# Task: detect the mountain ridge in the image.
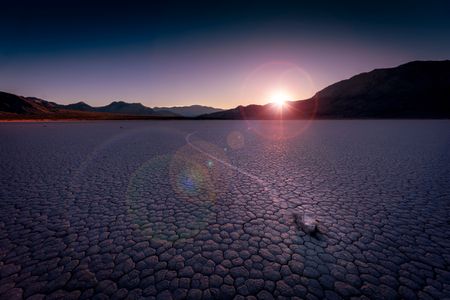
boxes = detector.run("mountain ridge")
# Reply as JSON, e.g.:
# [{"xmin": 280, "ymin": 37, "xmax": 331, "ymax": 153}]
[
  {"xmin": 0, "ymin": 93, "xmax": 225, "ymax": 118},
  {"xmin": 60, "ymin": 100, "xmax": 178, "ymax": 116},
  {"xmin": 200, "ymin": 60, "xmax": 450, "ymax": 119},
  {"xmin": 154, "ymin": 105, "xmax": 223, "ymax": 117},
  {"xmin": 2, "ymin": 60, "xmax": 450, "ymax": 120},
  {"xmin": 0, "ymin": 92, "xmax": 183, "ymax": 119}
]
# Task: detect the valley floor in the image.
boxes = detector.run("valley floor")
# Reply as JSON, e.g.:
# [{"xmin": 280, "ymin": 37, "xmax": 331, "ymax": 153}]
[{"xmin": 1, "ymin": 120, "xmax": 449, "ymax": 299}]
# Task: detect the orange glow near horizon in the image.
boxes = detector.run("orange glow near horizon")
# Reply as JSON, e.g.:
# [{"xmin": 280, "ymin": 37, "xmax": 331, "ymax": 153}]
[
  {"xmin": 238, "ymin": 61, "xmax": 316, "ymax": 109},
  {"xmin": 269, "ymin": 90, "xmax": 292, "ymax": 108}
]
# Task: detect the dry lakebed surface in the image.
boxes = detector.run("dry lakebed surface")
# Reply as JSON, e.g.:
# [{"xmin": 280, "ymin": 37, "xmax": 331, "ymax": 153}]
[{"xmin": 1, "ymin": 120, "xmax": 450, "ymax": 299}]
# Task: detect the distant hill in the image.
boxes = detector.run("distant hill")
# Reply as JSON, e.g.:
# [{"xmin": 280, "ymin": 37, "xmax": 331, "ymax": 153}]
[
  {"xmin": 153, "ymin": 105, "xmax": 223, "ymax": 117},
  {"xmin": 63, "ymin": 101, "xmax": 178, "ymax": 117},
  {"xmin": 0, "ymin": 93, "xmax": 222, "ymax": 119},
  {"xmin": 97, "ymin": 101, "xmax": 157, "ymax": 115},
  {"xmin": 0, "ymin": 92, "xmax": 59, "ymax": 115},
  {"xmin": 0, "ymin": 92, "xmax": 127, "ymax": 120},
  {"xmin": 201, "ymin": 60, "xmax": 450, "ymax": 119},
  {"xmin": 64, "ymin": 101, "xmax": 94, "ymax": 112},
  {"xmin": 0, "ymin": 92, "xmax": 180, "ymax": 119}
]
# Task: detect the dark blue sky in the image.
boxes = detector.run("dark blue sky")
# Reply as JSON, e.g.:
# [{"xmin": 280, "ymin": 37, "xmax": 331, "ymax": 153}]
[{"xmin": 1, "ymin": 0, "xmax": 450, "ymax": 108}]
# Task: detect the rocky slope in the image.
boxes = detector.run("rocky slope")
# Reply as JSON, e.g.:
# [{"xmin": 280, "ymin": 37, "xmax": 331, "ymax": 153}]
[{"xmin": 201, "ymin": 60, "xmax": 450, "ymax": 119}]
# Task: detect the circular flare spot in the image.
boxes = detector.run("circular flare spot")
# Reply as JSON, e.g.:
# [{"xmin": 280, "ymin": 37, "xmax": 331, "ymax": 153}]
[
  {"xmin": 227, "ymin": 131, "xmax": 245, "ymax": 150},
  {"xmin": 126, "ymin": 136, "xmax": 234, "ymax": 243},
  {"xmin": 127, "ymin": 154, "xmax": 218, "ymax": 242}
]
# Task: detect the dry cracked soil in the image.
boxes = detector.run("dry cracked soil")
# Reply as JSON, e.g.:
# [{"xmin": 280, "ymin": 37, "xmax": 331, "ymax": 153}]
[{"xmin": 1, "ymin": 120, "xmax": 450, "ymax": 299}]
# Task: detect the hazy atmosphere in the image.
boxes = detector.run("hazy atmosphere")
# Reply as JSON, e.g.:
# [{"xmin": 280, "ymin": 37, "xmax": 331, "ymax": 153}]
[{"xmin": 2, "ymin": 0, "xmax": 450, "ymax": 108}]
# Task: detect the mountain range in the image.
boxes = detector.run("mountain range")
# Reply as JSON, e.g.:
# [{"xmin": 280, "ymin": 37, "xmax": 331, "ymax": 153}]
[
  {"xmin": 1, "ymin": 60, "xmax": 450, "ymax": 120},
  {"xmin": 0, "ymin": 93, "xmax": 222, "ymax": 119},
  {"xmin": 154, "ymin": 105, "xmax": 223, "ymax": 117},
  {"xmin": 202, "ymin": 60, "xmax": 450, "ymax": 119},
  {"xmin": 63, "ymin": 101, "xmax": 177, "ymax": 117}
]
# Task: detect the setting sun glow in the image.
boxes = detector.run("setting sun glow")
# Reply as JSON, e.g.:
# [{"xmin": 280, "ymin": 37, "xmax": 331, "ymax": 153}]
[{"xmin": 270, "ymin": 90, "xmax": 291, "ymax": 108}]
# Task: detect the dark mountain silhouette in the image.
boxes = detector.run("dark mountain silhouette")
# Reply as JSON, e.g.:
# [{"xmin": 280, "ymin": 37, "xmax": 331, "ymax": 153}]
[
  {"xmin": 0, "ymin": 92, "xmax": 59, "ymax": 115},
  {"xmin": 153, "ymin": 105, "xmax": 223, "ymax": 117},
  {"xmin": 63, "ymin": 101, "xmax": 178, "ymax": 116},
  {"xmin": 97, "ymin": 101, "xmax": 155, "ymax": 115},
  {"xmin": 0, "ymin": 92, "xmax": 180, "ymax": 119},
  {"xmin": 64, "ymin": 101, "xmax": 94, "ymax": 112},
  {"xmin": 2, "ymin": 60, "xmax": 450, "ymax": 120},
  {"xmin": 201, "ymin": 60, "xmax": 450, "ymax": 119}
]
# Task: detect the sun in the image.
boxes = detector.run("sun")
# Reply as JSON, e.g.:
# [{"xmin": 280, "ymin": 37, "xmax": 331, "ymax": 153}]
[
  {"xmin": 274, "ymin": 97, "xmax": 285, "ymax": 108},
  {"xmin": 270, "ymin": 90, "xmax": 291, "ymax": 108}
]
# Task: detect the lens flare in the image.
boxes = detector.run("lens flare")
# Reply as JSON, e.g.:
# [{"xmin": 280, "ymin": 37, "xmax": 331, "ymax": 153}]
[
  {"xmin": 126, "ymin": 137, "xmax": 233, "ymax": 242},
  {"xmin": 269, "ymin": 90, "xmax": 291, "ymax": 109},
  {"xmin": 126, "ymin": 154, "xmax": 216, "ymax": 242},
  {"xmin": 170, "ymin": 151, "xmax": 215, "ymax": 200},
  {"xmin": 226, "ymin": 130, "xmax": 245, "ymax": 149},
  {"xmin": 239, "ymin": 61, "xmax": 318, "ymax": 140}
]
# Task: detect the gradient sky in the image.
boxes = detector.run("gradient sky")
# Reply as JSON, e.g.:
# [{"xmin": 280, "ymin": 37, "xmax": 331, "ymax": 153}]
[{"xmin": 1, "ymin": 0, "xmax": 450, "ymax": 108}]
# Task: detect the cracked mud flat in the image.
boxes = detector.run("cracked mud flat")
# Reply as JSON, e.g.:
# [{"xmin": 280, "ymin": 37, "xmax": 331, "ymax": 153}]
[{"xmin": 1, "ymin": 120, "xmax": 450, "ymax": 299}]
